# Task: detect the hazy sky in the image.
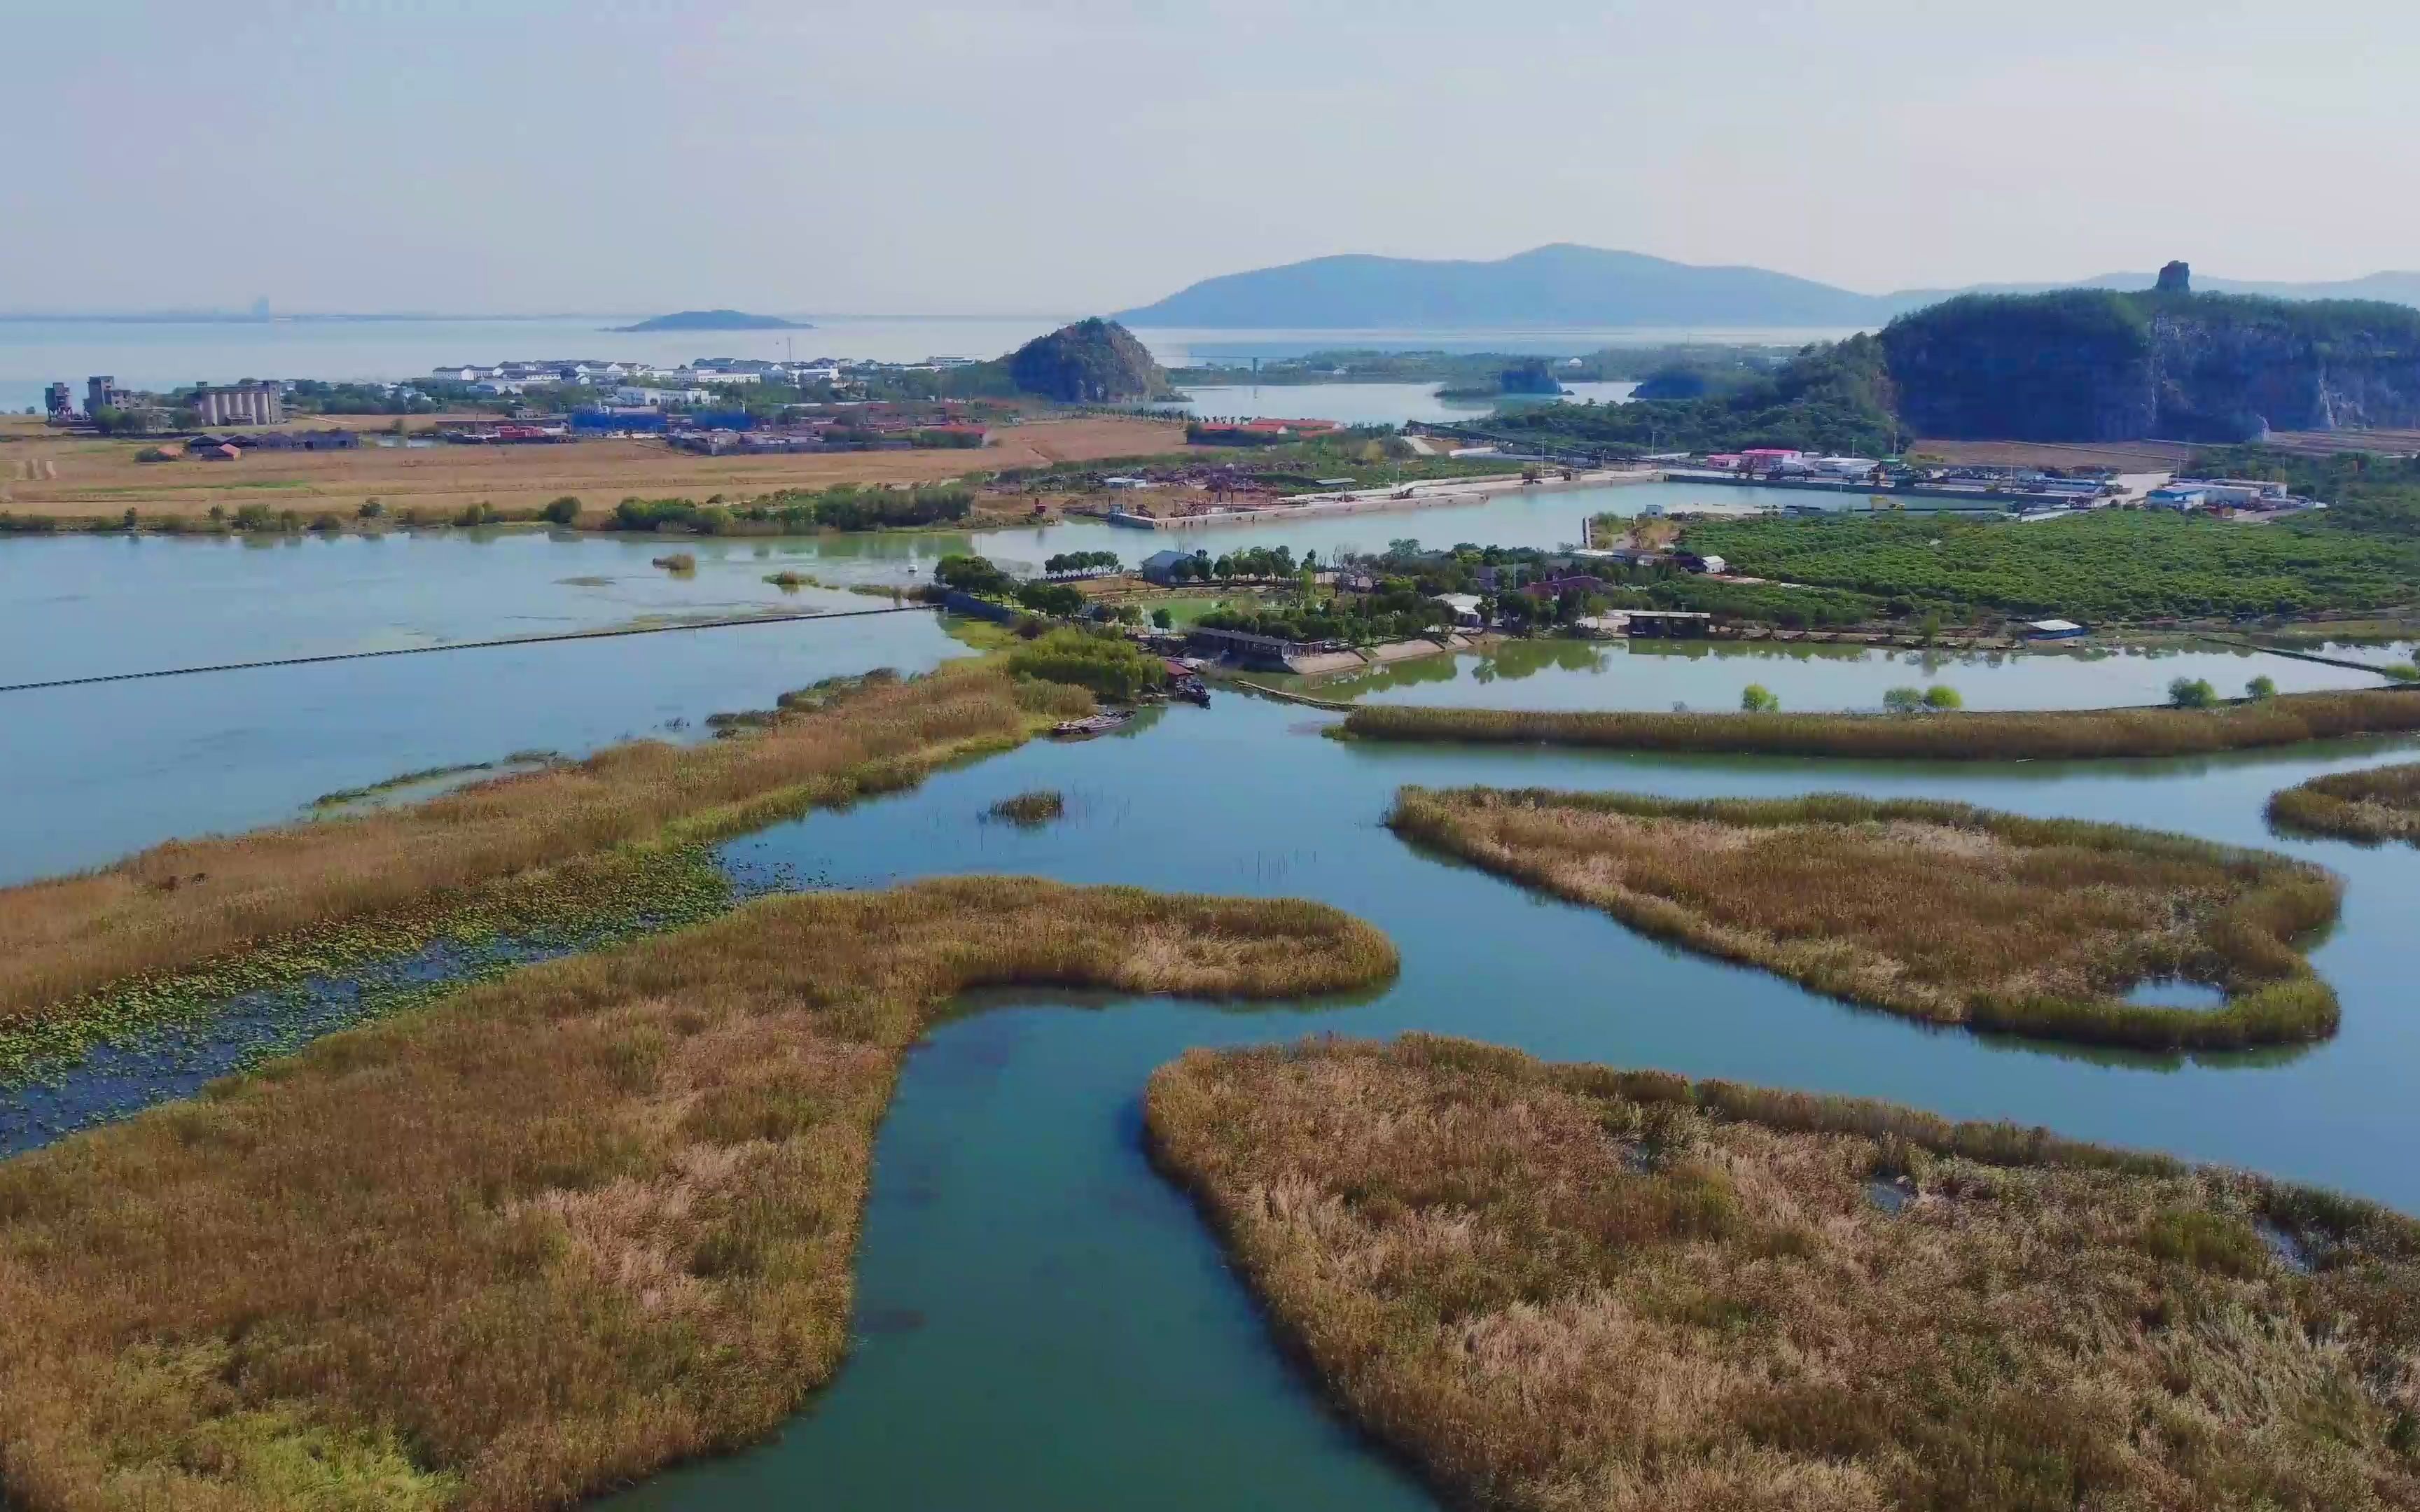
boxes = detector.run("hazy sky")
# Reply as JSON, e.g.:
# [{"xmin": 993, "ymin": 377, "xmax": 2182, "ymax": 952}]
[{"xmin": 8, "ymin": 0, "xmax": 2413, "ymax": 314}]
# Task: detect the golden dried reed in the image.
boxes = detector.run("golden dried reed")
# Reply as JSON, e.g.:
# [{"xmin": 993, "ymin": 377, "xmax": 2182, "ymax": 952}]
[
  {"xmin": 0, "ymin": 879, "xmax": 1398, "ymax": 1512},
  {"xmin": 1389, "ymin": 786, "xmax": 2342, "ymax": 1049},
  {"xmin": 1148, "ymin": 1034, "xmax": 2420, "ymax": 1512},
  {"xmin": 0, "ymin": 663, "xmax": 1071, "ymax": 1029},
  {"xmin": 2268, "ymin": 761, "xmax": 2420, "ymax": 844}
]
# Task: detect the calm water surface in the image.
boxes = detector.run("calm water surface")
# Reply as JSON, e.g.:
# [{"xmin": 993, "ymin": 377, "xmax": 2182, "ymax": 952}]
[
  {"xmin": 0, "ymin": 316, "xmax": 1843, "ymax": 410},
  {"xmin": 604, "ymin": 695, "xmax": 2420, "ymax": 1510},
  {"xmin": 0, "ymin": 599, "xmax": 961, "ymax": 881},
  {"xmin": 8, "ymin": 484, "xmax": 2420, "ymax": 1508},
  {"xmin": 1334, "ymin": 636, "xmax": 2386, "ymax": 713},
  {"xmin": 1169, "ymin": 379, "xmax": 1636, "ymax": 426},
  {"xmin": 0, "ymin": 480, "xmax": 1725, "ymax": 680}
]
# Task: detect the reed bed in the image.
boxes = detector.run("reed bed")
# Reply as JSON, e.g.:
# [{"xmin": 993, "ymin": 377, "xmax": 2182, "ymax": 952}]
[
  {"xmin": 1148, "ymin": 1033, "xmax": 2420, "ymax": 1512},
  {"xmin": 1341, "ymin": 686, "xmax": 2420, "ymax": 761},
  {"xmin": 984, "ymin": 789, "xmax": 1066, "ymax": 827},
  {"xmin": 2269, "ymin": 762, "xmax": 2420, "ymax": 845},
  {"xmin": 0, "ymin": 664, "xmax": 1069, "ymax": 1034},
  {"xmin": 1389, "ymin": 786, "xmax": 2343, "ymax": 1051},
  {"xmin": 0, "ymin": 880, "xmax": 1398, "ymax": 1512}
]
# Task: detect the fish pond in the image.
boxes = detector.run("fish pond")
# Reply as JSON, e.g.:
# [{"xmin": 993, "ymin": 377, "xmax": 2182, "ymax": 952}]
[{"xmin": 1323, "ymin": 634, "xmax": 2388, "ymax": 713}]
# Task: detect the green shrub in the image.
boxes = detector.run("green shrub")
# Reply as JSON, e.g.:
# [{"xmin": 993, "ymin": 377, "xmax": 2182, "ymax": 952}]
[
  {"xmin": 540, "ymin": 496, "xmax": 580, "ymax": 526},
  {"xmin": 1740, "ymin": 684, "xmax": 1780, "ymax": 713},
  {"xmin": 1922, "ymin": 684, "xmax": 1963, "ymax": 710},
  {"xmin": 2169, "ymin": 677, "xmax": 2219, "ymax": 708},
  {"xmin": 1005, "ymin": 628, "xmax": 1168, "ymax": 702},
  {"xmin": 2247, "ymin": 675, "xmax": 2279, "ymax": 700}
]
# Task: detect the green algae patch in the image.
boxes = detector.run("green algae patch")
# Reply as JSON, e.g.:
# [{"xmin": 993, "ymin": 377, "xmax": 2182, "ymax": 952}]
[{"xmin": 1148, "ymin": 1034, "xmax": 2420, "ymax": 1512}]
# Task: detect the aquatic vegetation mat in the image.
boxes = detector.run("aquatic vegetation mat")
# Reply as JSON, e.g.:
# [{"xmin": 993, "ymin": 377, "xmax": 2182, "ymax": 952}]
[
  {"xmin": 1148, "ymin": 1034, "xmax": 2420, "ymax": 1512},
  {"xmin": 1340, "ymin": 686, "xmax": 2420, "ymax": 761},
  {"xmin": 983, "ymin": 789, "xmax": 1066, "ymax": 827},
  {"xmin": 0, "ymin": 662, "xmax": 1068, "ymax": 1038},
  {"xmin": 1389, "ymin": 786, "xmax": 2342, "ymax": 1050},
  {"xmin": 0, "ymin": 880, "xmax": 1396, "ymax": 1511},
  {"xmin": 2269, "ymin": 761, "xmax": 2420, "ymax": 845},
  {"xmin": 0, "ymin": 846, "xmax": 735, "ymax": 1147}
]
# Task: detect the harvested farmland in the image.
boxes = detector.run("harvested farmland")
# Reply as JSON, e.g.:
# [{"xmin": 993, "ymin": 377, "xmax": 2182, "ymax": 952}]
[
  {"xmin": 1340, "ymin": 686, "xmax": 2420, "ymax": 761},
  {"xmin": 0, "ymin": 662, "xmax": 1078, "ymax": 1044},
  {"xmin": 0, "ymin": 880, "xmax": 1398, "ymax": 1512},
  {"xmin": 2269, "ymin": 761, "xmax": 2420, "ymax": 845},
  {"xmin": 1147, "ymin": 1033, "xmax": 2420, "ymax": 1512},
  {"xmin": 1388, "ymin": 786, "xmax": 2342, "ymax": 1050}
]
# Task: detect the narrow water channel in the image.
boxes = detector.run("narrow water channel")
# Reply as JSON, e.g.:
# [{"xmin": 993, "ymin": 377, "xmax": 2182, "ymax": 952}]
[
  {"xmin": 596, "ymin": 694, "xmax": 2420, "ymax": 1508},
  {"xmin": 601, "ymin": 992, "xmax": 1433, "ymax": 1511}
]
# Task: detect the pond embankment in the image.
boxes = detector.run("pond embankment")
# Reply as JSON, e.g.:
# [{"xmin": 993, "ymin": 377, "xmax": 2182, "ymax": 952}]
[{"xmin": 1341, "ymin": 685, "xmax": 2420, "ymax": 761}]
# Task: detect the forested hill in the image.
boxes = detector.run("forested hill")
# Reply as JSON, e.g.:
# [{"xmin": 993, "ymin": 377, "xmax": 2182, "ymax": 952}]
[
  {"xmin": 1880, "ymin": 287, "xmax": 2420, "ymax": 442},
  {"xmin": 1483, "ymin": 335, "xmax": 1900, "ymax": 456},
  {"xmin": 1475, "ymin": 279, "xmax": 2420, "ymax": 450}
]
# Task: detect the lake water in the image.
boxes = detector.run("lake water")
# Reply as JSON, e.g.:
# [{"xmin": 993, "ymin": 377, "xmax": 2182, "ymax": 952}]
[
  {"xmin": 0, "ymin": 477, "xmax": 1781, "ymax": 681},
  {"xmin": 1169, "ymin": 379, "xmax": 1638, "ymax": 427},
  {"xmin": 0, "ymin": 316, "xmax": 1841, "ymax": 411},
  {"xmin": 7, "ymin": 484, "xmax": 2420, "ymax": 1508},
  {"xmin": 1332, "ymin": 636, "xmax": 2386, "ymax": 713}
]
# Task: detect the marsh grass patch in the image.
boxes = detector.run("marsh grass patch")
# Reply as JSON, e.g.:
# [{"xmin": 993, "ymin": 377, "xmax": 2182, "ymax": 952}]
[
  {"xmin": 2269, "ymin": 761, "xmax": 2420, "ymax": 846},
  {"xmin": 1148, "ymin": 1034, "xmax": 2420, "ymax": 1512},
  {"xmin": 0, "ymin": 881, "xmax": 1398, "ymax": 1511},
  {"xmin": 1389, "ymin": 785, "xmax": 2343, "ymax": 1051}
]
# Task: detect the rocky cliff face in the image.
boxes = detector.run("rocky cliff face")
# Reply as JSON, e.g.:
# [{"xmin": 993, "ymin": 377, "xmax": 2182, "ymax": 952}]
[
  {"xmin": 1005, "ymin": 318, "xmax": 1168, "ymax": 403},
  {"xmin": 1882, "ymin": 288, "xmax": 2420, "ymax": 442},
  {"xmin": 2144, "ymin": 309, "xmax": 2420, "ymax": 440}
]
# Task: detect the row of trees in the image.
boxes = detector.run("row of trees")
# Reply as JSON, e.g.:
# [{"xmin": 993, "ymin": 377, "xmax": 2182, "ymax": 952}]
[
  {"xmin": 1043, "ymin": 550, "xmax": 1122, "ymax": 577},
  {"xmin": 609, "ymin": 485, "xmax": 973, "ymax": 536}
]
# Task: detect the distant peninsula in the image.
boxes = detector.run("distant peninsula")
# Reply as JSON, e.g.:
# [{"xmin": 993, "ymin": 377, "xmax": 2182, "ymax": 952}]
[{"xmin": 607, "ymin": 309, "xmax": 812, "ymax": 332}]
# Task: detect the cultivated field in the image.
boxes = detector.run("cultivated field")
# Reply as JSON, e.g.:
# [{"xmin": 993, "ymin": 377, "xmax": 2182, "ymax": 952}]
[
  {"xmin": 0, "ymin": 881, "xmax": 1398, "ymax": 1512},
  {"xmin": 0, "ymin": 415, "xmax": 1189, "ymax": 523},
  {"xmin": 1149, "ymin": 1034, "xmax": 2420, "ymax": 1512},
  {"xmin": 1910, "ymin": 437, "xmax": 2202, "ymax": 470}
]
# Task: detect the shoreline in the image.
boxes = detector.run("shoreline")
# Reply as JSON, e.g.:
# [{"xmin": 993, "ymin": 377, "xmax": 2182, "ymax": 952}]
[{"xmin": 1103, "ymin": 467, "xmax": 1657, "ymax": 531}]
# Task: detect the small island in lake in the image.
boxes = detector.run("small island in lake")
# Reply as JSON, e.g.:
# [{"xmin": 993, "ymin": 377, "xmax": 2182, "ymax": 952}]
[{"xmin": 607, "ymin": 309, "xmax": 812, "ymax": 332}]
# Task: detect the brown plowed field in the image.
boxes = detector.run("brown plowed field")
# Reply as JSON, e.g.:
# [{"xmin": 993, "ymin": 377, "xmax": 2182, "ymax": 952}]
[{"xmin": 0, "ymin": 415, "xmax": 1189, "ymax": 522}]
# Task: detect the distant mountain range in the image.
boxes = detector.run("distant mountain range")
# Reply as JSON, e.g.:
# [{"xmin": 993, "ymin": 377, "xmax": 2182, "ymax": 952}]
[{"xmin": 1114, "ymin": 244, "xmax": 2420, "ymax": 329}]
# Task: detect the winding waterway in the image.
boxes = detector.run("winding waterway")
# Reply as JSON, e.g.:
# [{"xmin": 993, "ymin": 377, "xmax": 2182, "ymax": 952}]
[
  {"xmin": 597, "ymin": 695, "xmax": 2420, "ymax": 1509},
  {"xmin": 6, "ymin": 493, "xmax": 2419, "ymax": 1508}
]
